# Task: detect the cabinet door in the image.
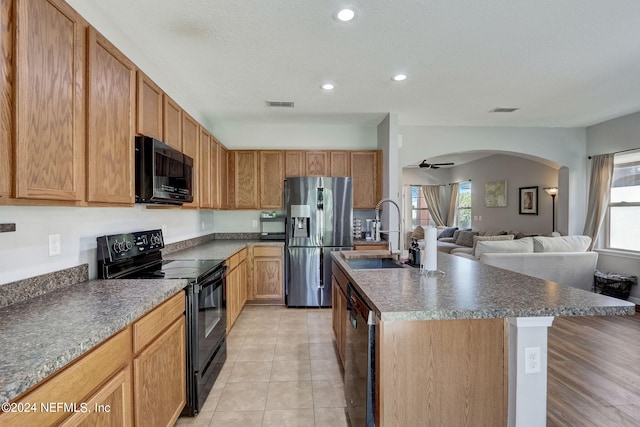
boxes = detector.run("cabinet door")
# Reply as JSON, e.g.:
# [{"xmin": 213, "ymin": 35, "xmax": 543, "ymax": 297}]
[
  {"xmin": 351, "ymin": 151, "xmax": 381, "ymax": 209},
  {"xmin": 210, "ymin": 136, "xmax": 219, "ymax": 209},
  {"xmin": 0, "ymin": 0, "xmax": 12, "ymax": 198},
  {"xmin": 60, "ymin": 365, "xmax": 133, "ymax": 427},
  {"xmin": 218, "ymin": 145, "xmax": 228, "ymax": 209},
  {"xmin": 231, "ymin": 151, "xmax": 259, "ymax": 209},
  {"xmin": 285, "ymin": 151, "xmax": 305, "ymax": 177},
  {"xmin": 181, "ymin": 112, "xmax": 199, "ymax": 208},
  {"xmin": 239, "ymin": 260, "xmax": 247, "ymax": 309},
  {"xmin": 260, "ymin": 151, "xmax": 284, "ymax": 209},
  {"xmin": 136, "ymin": 71, "xmax": 162, "ymax": 140},
  {"xmin": 226, "ymin": 265, "xmax": 238, "ymax": 333},
  {"xmin": 86, "ymin": 27, "xmax": 136, "ymax": 204},
  {"xmin": 253, "ymin": 246, "xmax": 284, "ymax": 301},
  {"xmin": 305, "ymin": 151, "xmax": 329, "ymax": 176},
  {"xmin": 15, "ymin": 0, "xmax": 85, "ymax": 201},
  {"xmin": 162, "ymin": 95, "xmax": 182, "ymax": 150},
  {"xmin": 133, "ymin": 316, "xmax": 186, "ymax": 427},
  {"xmin": 330, "ymin": 151, "xmax": 350, "ymax": 177},
  {"xmin": 199, "ymin": 128, "xmax": 211, "ymax": 208}
]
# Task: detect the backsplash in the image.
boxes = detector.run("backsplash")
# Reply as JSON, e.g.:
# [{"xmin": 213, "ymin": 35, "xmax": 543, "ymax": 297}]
[{"xmin": 0, "ymin": 264, "xmax": 89, "ymax": 308}]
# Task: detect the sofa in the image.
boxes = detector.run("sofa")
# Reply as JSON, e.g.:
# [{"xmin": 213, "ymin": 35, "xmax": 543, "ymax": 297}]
[
  {"xmin": 473, "ymin": 235, "xmax": 597, "ymax": 291},
  {"xmin": 436, "ymin": 227, "xmax": 533, "ymax": 257}
]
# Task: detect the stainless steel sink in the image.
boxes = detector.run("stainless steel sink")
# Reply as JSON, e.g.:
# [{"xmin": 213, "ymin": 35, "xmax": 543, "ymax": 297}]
[{"xmin": 345, "ymin": 258, "xmax": 406, "ymax": 269}]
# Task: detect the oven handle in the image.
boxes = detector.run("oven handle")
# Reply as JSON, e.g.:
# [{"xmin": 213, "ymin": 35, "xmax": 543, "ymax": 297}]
[{"xmin": 196, "ymin": 266, "xmax": 227, "ymax": 294}]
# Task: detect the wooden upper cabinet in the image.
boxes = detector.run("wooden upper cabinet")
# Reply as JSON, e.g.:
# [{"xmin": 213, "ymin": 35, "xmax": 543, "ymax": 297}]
[
  {"xmin": 199, "ymin": 128, "xmax": 211, "ymax": 208},
  {"xmin": 330, "ymin": 151, "xmax": 350, "ymax": 177},
  {"xmin": 351, "ymin": 151, "xmax": 382, "ymax": 209},
  {"xmin": 218, "ymin": 145, "xmax": 228, "ymax": 209},
  {"xmin": 230, "ymin": 151, "xmax": 259, "ymax": 209},
  {"xmin": 305, "ymin": 151, "xmax": 329, "ymax": 176},
  {"xmin": 210, "ymin": 136, "xmax": 220, "ymax": 209},
  {"xmin": 136, "ymin": 71, "xmax": 162, "ymax": 140},
  {"xmin": 86, "ymin": 27, "xmax": 136, "ymax": 204},
  {"xmin": 162, "ymin": 95, "xmax": 182, "ymax": 150},
  {"xmin": 181, "ymin": 112, "xmax": 199, "ymax": 208},
  {"xmin": 285, "ymin": 151, "xmax": 305, "ymax": 178},
  {"xmin": 0, "ymin": 0, "xmax": 12, "ymax": 198},
  {"xmin": 14, "ymin": 0, "xmax": 86, "ymax": 201},
  {"xmin": 260, "ymin": 151, "xmax": 284, "ymax": 209}
]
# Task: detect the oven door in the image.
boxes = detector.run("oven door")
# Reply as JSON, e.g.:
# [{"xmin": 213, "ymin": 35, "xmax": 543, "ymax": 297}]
[{"xmin": 184, "ymin": 270, "xmax": 227, "ymax": 415}]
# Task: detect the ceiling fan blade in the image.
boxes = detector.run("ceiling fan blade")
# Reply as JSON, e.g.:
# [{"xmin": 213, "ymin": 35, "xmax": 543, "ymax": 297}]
[{"xmin": 432, "ymin": 162, "xmax": 454, "ymax": 166}]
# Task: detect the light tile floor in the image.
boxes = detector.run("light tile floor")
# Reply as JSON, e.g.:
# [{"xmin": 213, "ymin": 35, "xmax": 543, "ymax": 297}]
[{"xmin": 174, "ymin": 305, "xmax": 349, "ymax": 427}]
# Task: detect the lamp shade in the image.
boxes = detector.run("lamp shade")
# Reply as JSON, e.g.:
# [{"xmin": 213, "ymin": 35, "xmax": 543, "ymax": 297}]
[{"xmin": 544, "ymin": 187, "xmax": 558, "ymax": 196}]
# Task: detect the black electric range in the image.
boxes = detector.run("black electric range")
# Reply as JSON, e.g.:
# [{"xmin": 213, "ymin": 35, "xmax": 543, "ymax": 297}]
[{"xmin": 96, "ymin": 229, "xmax": 227, "ymax": 416}]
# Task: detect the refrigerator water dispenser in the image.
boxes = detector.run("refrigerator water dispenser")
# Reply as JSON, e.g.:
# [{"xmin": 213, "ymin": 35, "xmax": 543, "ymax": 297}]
[{"xmin": 291, "ymin": 205, "xmax": 311, "ymax": 238}]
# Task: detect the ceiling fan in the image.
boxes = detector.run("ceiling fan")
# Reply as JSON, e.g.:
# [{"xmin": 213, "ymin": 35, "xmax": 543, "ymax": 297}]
[{"xmin": 409, "ymin": 160, "xmax": 455, "ymax": 170}]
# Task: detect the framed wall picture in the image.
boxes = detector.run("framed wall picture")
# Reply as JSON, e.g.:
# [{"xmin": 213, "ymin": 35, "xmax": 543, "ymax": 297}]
[
  {"xmin": 485, "ymin": 180, "xmax": 507, "ymax": 207},
  {"xmin": 519, "ymin": 186, "xmax": 538, "ymax": 215}
]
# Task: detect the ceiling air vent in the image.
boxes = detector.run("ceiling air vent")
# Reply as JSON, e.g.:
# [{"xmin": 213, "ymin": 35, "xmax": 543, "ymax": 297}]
[
  {"xmin": 489, "ymin": 107, "xmax": 519, "ymax": 113},
  {"xmin": 266, "ymin": 101, "xmax": 295, "ymax": 108}
]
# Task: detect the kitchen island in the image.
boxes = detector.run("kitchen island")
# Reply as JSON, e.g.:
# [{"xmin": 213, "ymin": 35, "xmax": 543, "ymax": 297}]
[{"xmin": 331, "ymin": 251, "xmax": 635, "ymax": 427}]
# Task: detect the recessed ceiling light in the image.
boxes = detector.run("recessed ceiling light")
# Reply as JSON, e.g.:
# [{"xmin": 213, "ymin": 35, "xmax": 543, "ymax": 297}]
[
  {"xmin": 334, "ymin": 7, "xmax": 356, "ymax": 22},
  {"xmin": 321, "ymin": 83, "xmax": 335, "ymax": 90},
  {"xmin": 392, "ymin": 74, "xmax": 407, "ymax": 81}
]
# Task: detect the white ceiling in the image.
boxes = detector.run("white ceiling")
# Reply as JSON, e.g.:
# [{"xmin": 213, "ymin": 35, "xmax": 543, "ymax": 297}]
[{"xmin": 67, "ymin": 0, "xmax": 640, "ymax": 128}]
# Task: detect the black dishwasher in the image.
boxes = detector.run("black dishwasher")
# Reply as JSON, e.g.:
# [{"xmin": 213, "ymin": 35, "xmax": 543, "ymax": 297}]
[{"xmin": 345, "ymin": 284, "xmax": 376, "ymax": 427}]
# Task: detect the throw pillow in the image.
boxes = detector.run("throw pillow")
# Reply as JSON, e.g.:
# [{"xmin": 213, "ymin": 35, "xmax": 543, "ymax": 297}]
[
  {"xmin": 532, "ymin": 235, "xmax": 592, "ymax": 253},
  {"xmin": 472, "ymin": 234, "xmax": 514, "ymax": 256},
  {"xmin": 454, "ymin": 230, "xmax": 478, "ymax": 247},
  {"xmin": 438, "ymin": 227, "xmax": 458, "ymax": 239},
  {"xmin": 452, "ymin": 229, "xmax": 461, "ymax": 241},
  {"xmin": 475, "ymin": 237, "xmax": 534, "ymax": 258}
]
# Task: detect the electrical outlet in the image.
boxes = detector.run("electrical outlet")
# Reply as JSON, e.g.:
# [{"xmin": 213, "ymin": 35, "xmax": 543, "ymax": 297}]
[
  {"xmin": 473, "ymin": 215, "xmax": 478, "ymax": 221},
  {"xmin": 524, "ymin": 347, "xmax": 541, "ymax": 374},
  {"xmin": 252, "ymin": 219, "xmax": 258, "ymax": 229},
  {"xmin": 48, "ymin": 234, "xmax": 61, "ymax": 257},
  {"xmin": 162, "ymin": 224, "xmax": 167, "ymax": 236},
  {"xmin": 201, "ymin": 221, "xmax": 205, "ymax": 230},
  {"xmin": 478, "ymin": 215, "xmax": 482, "ymax": 221}
]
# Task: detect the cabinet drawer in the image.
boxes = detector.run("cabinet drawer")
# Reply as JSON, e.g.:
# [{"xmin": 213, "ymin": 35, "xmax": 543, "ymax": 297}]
[
  {"xmin": 133, "ymin": 292, "xmax": 184, "ymax": 353},
  {"xmin": 238, "ymin": 247, "xmax": 247, "ymax": 263},
  {"xmin": 253, "ymin": 246, "xmax": 282, "ymax": 257},
  {"xmin": 1, "ymin": 328, "xmax": 132, "ymax": 427},
  {"xmin": 331, "ymin": 261, "xmax": 349, "ymax": 294},
  {"xmin": 227, "ymin": 252, "xmax": 239, "ymax": 270}
]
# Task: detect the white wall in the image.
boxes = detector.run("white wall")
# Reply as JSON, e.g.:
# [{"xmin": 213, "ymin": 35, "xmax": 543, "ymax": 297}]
[
  {"xmin": 376, "ymin": 114, "xmax": 402, "ymax": 252},
  {"xmin": 586, "ymin": 111, "xmax": 640, "ymax": 303},
  {"xmin": 398, "ymin": 126, "xmax": 588, "ymax": 236},
  {"xmin": 0, "ymin": 206, "xmax": 214, "ymax": 285},
  {"xmin": 449, "ymin": 154, "xmax": 559, "ymax": 234}
]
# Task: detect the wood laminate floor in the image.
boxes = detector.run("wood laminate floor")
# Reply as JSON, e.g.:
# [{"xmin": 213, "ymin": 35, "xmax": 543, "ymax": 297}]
[{"xmin": 547, "ymin": 311, "xmax": 640, "ymax": 426}]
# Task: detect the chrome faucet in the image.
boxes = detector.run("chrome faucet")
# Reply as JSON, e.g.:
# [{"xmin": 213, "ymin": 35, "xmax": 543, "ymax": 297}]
[{"xmin": 374, "ymin": 198, "xmax": 402, "ymax": 255}]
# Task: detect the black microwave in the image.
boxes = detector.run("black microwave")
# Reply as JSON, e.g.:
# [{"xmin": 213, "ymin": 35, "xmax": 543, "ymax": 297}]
[{"xmin": 135, "ymin": 136, "xmax": 194, "ymax": 205}]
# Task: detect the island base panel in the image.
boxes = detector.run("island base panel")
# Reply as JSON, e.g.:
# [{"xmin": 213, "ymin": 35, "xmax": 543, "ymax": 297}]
[{"xmin": 377, "ymin": 318, "xmax": 507, "ymax": 427}]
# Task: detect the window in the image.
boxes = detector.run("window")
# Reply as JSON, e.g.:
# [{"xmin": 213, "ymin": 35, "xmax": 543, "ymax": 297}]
[
  {"xmin": 457, "ymin": 181, "xmax": 472, "ymax": 229},
  {"xmin": 608, "ymin": 152, "xmax": 640, "ymax": 252},
  {"xmin": 410, "ymin": 186, "xmax": 432, "ymax": 229}
]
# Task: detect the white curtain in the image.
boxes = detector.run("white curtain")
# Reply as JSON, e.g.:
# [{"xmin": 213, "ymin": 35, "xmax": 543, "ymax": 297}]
[
  {"xmin": 447, "ymin": 183, "xmax": 459, "ymax": 227},
  {"xmin": 583, "ymin": 154, "xmax": 615, "ymax": 250},
  {"xmin": 421, "ymin": 185, "xmax": 446, "ymax": 227}
]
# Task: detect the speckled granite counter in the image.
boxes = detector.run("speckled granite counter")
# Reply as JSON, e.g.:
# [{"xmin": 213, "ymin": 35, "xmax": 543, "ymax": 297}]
[
  {"xmin": 353, "ymin": 238, "xmax": 389, "ymax": 247},
  {"xmin": 165, "ymin": 239, "xmax": 283, "ymax": 260},
  {"xmin": 0, "ymin": 278, "xmax": 187, "ymax": 405},
  {"xmin": 332, "ymin": 251, "xmax": 635, "ymax": 322}
]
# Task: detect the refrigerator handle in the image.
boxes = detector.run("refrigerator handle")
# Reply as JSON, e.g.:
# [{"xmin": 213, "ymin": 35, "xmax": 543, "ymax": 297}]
[
  {"xmin": 319, "ymin": 249, "xmax": 324, "ymax": 289},
  {"xmin": 317, "ymin": 187, "xmax": 324, "ymax": 243}
]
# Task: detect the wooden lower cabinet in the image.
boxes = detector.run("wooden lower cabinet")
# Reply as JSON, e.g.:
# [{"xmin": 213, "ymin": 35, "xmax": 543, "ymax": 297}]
[
  {"xmin": 331, "ymin": 276, "xmax": 347, "ymax": 365},
  {"xmin": 0, "ymin": 292, "xmax": 185, "ymax": 427},
  {"xmin": 248, "ymin": 245, "xmax": 284, "ymax": 303},
  {"xmin": 60, "ymin": 366, "xmax": 133, "ymax": 427},
  {"xmin": 133, "ymin": 316, "xmax": 186, "ymax": 427},
  {"xmin": 226, "ymin": 248, "xmax": 248, "ymax": 332}
]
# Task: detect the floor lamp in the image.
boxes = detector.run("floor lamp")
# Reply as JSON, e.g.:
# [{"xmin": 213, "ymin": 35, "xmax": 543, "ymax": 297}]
[{"xmin": 544, "ymin": 187, "xmax": 558, "ymax": 232}]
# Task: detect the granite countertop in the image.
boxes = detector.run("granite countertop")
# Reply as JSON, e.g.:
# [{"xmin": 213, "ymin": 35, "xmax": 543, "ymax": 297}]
[
  {"xmin": 332, "ymin": 251, "xmax": 635, "ymax": 322},
  {"xmin": 0, "ymin": 278, "xmax": 187, "ymax": 405},
  {"xmin": 353, "ymin": 238, "xmax": 390, "ymax": 246},
  {"xmin": 165, "ymin": 239, "xmax": 283, "ymax": 260}
]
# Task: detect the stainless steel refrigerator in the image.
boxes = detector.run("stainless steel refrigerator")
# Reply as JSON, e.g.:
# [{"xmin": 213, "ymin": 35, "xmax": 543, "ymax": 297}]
[{"xmin": 285, "ymin": 177, "xmax": 353, "ymax": 307}]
